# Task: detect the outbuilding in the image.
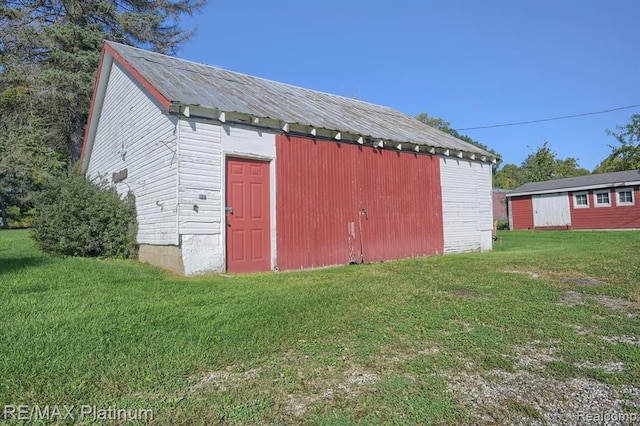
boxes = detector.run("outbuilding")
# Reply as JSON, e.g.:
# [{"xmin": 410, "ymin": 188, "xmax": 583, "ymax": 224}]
[
  {"xmin": 507, "ymin": 170, "xmax": 640, "ymax": 230},
  {"xmin": 81, "ymin": 41, "xmax": 497, "ymax": 275}
]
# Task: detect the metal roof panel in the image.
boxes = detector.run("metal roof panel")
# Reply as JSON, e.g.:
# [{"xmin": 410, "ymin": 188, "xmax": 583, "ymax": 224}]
[
  {"xmin": 507, "ymin": 170, "xmax": 640, "ymax": 196},
  {"xmin": 106, "ymin": 41, "xmax": 494, "ymax": 157}
]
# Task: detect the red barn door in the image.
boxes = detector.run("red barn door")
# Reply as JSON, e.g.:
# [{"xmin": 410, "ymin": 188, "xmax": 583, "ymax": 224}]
[
  {"xmin": 225, "ymin": 158, "xmax": 271, "ymax": 273},
  {"xmin": 276, "ymin": 135, "xmax": 444, "ymax": 271}
]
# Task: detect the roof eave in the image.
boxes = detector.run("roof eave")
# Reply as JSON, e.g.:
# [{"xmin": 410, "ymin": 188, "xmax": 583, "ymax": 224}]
[
  {"xmin": 169, "ymin": 101, "xmax": 499, "ymax": 164},
  {"xmin": 507, "ymin": 180, "xmax": 640, "ymax": 197}
]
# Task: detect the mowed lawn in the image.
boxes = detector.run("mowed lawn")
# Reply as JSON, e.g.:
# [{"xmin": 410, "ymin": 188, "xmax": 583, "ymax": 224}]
[{"xmin": 1, "ymin": 229, "xmax": 639, "ymax": 424}]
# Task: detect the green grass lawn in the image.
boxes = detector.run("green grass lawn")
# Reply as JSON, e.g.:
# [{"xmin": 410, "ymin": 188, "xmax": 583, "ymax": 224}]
[{"xmin": 1, "ymin": 229, "xmax": 639, "ymax": 424}]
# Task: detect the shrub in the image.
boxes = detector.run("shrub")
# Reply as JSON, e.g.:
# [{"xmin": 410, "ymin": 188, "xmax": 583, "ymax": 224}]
[
  {"xmin": 497, "ymin": 219, "xmax": 510, "ymax": 231},
  {"xmin": 5, "ymin": 206, "xmax": 37, "ymax": 228},
  {"xmin": 31, "ymin": 170, "xmax": 138, "ymax": 258}
]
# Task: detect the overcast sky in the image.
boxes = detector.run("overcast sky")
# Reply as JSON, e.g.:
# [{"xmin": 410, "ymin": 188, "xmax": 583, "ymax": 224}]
[{"xmin": 178, "ymin": 0, "xmax": 640, "ymax": 171}]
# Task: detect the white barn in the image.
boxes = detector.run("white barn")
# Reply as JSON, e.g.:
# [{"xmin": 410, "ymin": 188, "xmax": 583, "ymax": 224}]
[{"xmin": 81, "ymin": 41, "xmax": 497, "ymax": 275}]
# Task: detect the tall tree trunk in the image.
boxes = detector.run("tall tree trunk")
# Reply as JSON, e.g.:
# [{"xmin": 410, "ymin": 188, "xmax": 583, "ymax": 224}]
[
  {"xmin": 0, "ymin": 197, "xmax": 8, "ymax": 229},
  {"xmin": 69, "ymin": 108, "xmax": 86, "ymax": 164}
]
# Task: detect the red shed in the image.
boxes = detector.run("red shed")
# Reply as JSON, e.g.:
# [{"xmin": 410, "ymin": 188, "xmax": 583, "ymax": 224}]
[{"xmin": 507, "ymin": 171, "xmax": 640, "ymax": 230}]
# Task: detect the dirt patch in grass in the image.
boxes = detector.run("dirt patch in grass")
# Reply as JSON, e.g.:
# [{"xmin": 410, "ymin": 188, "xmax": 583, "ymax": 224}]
[
  {"xmin": 512, "ymin": 340, "xmax": 561, "ymax": 371},
  {"xmin": 557, "ymin": 290, "xmax": 586, "ymax": 307},
  {"xmin": 191, "ymin": 360, "xmax": 382, "ymax": 420},
  {"xmin": 504, "ymin": 269, "xmax": 542, "ymax": 279},
  {"xmin": 448, "ymin": 289, "xmax": 479, "ymax": 298},
  {"xmin": 592, "ymin": 295, "xmax": 640, "ymax": 315},
  {"xmin": 283, "ymin": 368, "xmax": 379, "ymax": 419},
  {"xmin": 192, "ymin": 366, "xmax": 262, "ymax": 392},
  {"xmin": 574, "ymin": 361, "xmax": 625, "ymax": 373},
  {"xmin": 557, "ymin": 291, "xmax": 639, "ymax": 316},
  {"xmin": 446, "ymin": 337, "xmax": 640, "ymax": 424},
  {"xmin": 600, "ymin": 335, "xmax": 640, "ymax": 346},
  {"xmin": 281, "ymin": 365, "xmax": 380, "ymax": 419},
  {"xmin": 560, "ymin": 276, "xmax": 609, "ymax": 287},
  {"xmin": 447, "ymin": 368, "xmax": 639, "ymax": 425}
]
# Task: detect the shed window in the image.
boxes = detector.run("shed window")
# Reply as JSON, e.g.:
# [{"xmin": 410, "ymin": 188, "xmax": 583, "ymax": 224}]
[
  {"xmin": 616, "ymin": 188, "xmax": 634, "ymax": 206},
  {"xmin": 573, "ymin": 192, "xmax": 589, "ymax": 208},
  {"xmin": 594, "ymin": 190, "xmax": 611, "ymax": 207}
]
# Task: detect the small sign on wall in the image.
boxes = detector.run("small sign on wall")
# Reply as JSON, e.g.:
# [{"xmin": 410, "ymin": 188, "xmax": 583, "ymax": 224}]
[{"xmin": 112, "ymin": 169, "xmax": 128, "ymax": 183}]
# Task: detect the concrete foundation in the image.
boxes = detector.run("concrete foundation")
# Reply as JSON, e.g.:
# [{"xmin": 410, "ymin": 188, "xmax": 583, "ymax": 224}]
[{"xmin": 138, "ymin": 244, "xmax": 185, "ymax": 275}]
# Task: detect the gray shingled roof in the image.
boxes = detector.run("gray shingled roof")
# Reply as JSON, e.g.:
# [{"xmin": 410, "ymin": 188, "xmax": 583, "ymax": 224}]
[
  {"xmin": 507, "ymin": 170, "xmax": 640, "ymax": 196},
  {"xmin": 106, "ymin": 41, "xmax": 495, "ymax": 158}
]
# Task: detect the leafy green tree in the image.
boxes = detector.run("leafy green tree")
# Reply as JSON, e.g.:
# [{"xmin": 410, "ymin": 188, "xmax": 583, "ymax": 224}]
[
  {"xmin": 493, "ymin": 164, "xmax": 526, "ymax": 189},
  {"xmin": 1, "ymin": 0, "xmax": 204, "ymax": 162},
  {"xmin": 416, "ymin": 112, "xmax": 501, "ymax": 162},
  {"xmin": 493, "ymin": 142, "xmax": 589, "ymax": 189},
  {"xmin": 521, "ymin": 142, "xmax": 557, "ymax": 182},
  {"xmin": 0, "ymin": 69, "xmax": 66, "ymax": 227},
  {"xmin": 554, "ymin": 158, "xmax": 590, "ymax": 179},
  {"xmin": 594, "ymin": 114, "xmax": 640, "ymax": 173},
  {"xmin": 0, "ymin": 0, "xmax": 205, "ymax": 226}
]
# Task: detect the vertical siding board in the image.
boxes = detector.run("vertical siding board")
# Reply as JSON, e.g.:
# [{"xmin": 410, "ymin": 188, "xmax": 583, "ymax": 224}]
[
  {"xmin": 532, "ymin": 193, "xmax": 571, "ymax": 228},
  {"xmin": 510, "ymin": 196, "xmax": 534, "ymax": 230},
  {"xmin": 86, "ymin": 61, "xmax": 178, "ymax": 245},
  {"xmin": 276, "ymin": 135, "xmax": 443, "ymax": 271},
  {"xmin": 440, "ymin": 158, "xmax": 493, "ymax": 253}
]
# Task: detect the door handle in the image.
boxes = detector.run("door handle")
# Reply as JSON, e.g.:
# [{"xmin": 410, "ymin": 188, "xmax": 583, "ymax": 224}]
[{"xmin": 225, "ymin": 206, "xmax": 233, "ymax": 214}]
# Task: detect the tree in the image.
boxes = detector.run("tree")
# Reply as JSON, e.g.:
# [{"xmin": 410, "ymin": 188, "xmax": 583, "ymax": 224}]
[
  {"xmin": 1, "ymin": 0, "xmax": 204, "ymax": 162},
  {"xmin": 554, "ymin": 157, "xmax": 590, "ymax": 179},
  {"xmin": 521, "ymin": 142, "xmax": 557, "ymax": 182},
  {"xmin": 594, "ymin": 114, "xmax": 640, "ymax": 173},
  {"xmin": 521, "ymin": 142, "xmax": 590, "ymax": 182},
  {"xmin": 416, "ymin": 112, "xmax": 501, "ymax": 162},
  {"xmin": 493, "ymin": 142, "xmax": 589, "ymax": 189},
  {"xmin": 0, "ymin": 0, "xmax": 205, "ymax": 226},
  {"xmin": 492, "ymin": 164, "xmax": 526, "ymax": 190}
]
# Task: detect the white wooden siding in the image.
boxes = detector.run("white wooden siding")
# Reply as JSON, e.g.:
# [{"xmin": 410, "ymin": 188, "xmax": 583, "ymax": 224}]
[
  {"xmin": 440, "ymin": 157, "xmax": 493, "ymax": 253},
  {"xmin": 177, "ymin": 119, "xmax": 223, "ymax": 235},
  {"xmin": 176, "ymin": 122, "xmax": 276, "ymax": 274},
  {"xmin": 85, "ymin": 61, "xmax": 178, "ymax": 245},
  {"xmin": 532, "ymin": 193, "xmax": 571, "ymax": 227}
]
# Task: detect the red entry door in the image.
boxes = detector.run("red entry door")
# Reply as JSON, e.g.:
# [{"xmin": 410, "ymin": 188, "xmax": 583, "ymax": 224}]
[{"xmin": 225, "ymin": 158, "xmax": 271, "ymax": 273}]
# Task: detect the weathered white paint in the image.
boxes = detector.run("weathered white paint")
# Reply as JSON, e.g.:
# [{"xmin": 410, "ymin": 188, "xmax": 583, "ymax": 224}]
[
  {"xmin": 507, "ymin": 197, "xmax": 514, "ymax": 231},
  {"xmin": 532, "ymin": 193, "xmax": 571, "ymax": 227},
  {"xmin": 174, "ymin": 121, "xmax": 277, "ymax": 274},
  {"xmin": 175, "ymin": 118, "xmax": 224, "ymax": 273},
  {"xmin": 178, "ymin": 119, "xmax": 223, "ymax": 235},
  {"xmin": 85, "ymin": 61, "xmax": 179, "ymax": 245},
  {"xmin": 221, "ymin": 125, "xmax": 277, "ymax": 269},
  {"xmin": 181, "ymin": 234, "xmax": 223, "ymax": 275},
  {"xmin": 440, "ymin": 157, "xmax": 493, "ymax": 253}
]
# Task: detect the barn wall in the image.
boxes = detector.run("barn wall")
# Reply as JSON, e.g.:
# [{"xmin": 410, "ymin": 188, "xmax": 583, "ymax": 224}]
[
  {"xmin": 276, "ymin": 135, "xmax": 443, "ymax": 271},
  {"xmin": 570, "ymin": 187, "xmax": 640, "ymax": 229},
  {"xmin": 492, "ymin": 190, "xmax": 508, "ymax": 221},
  {"xmin": 509, "ymin": 196, "xmax": 534, "ymax": 230},
  {"xmin": 85, "ymin": 61, "xmax": 179, "ymax": 245},
  {"xmin": 440, "ymin": 157, "xmax": 493, "ymax": 253}
]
